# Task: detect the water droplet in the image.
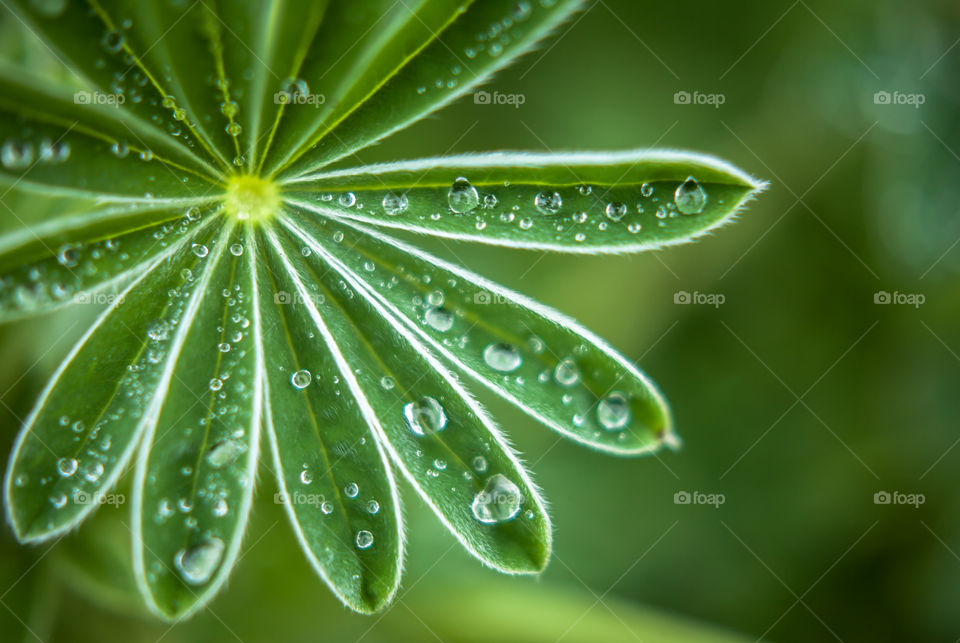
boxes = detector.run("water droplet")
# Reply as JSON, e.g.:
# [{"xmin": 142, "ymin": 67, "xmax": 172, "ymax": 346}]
[
  {"xmin": 578, "ymin": 184, "xmax": 592, "ymax": 195},
  {"xmin": 483, "ymin": 194, "xmax": 498, "ymax": 208},
  {"xmin": 338, "ymin": 192, "xmax": 356, "ymax": 208},
  {"xmin": 174, "ymin": 538, "xmax": 225, "ymax": 585},
  {"xmin": 674, "ymin": 177, "xmax": 707, "ymax": 214},
  {"xmin": 225, "ymin": 122, "xmax": 242, "ymax": 136},
  {"xmin": 553, "ymin": 357, "xmax": 581, "ymax": 387},
  {"xmin": 471, "ymin": 455, "xmax": 488, "ymax": 473},
  {"xmin": 191, "ymin": 243, "xmax": 209, "ymax": 258},
  {"xmin": 110, "ymin": 141, "xmax": 129, "ymax": 158},
  {"xmin": 380, "ymin": 376, "xmax": 395, "ymax": 390},
  {"xmin": 597, "ymin": 392, "xmax": 632, "ymax": 431},
  {"xmin": 291, "ymin": 369, "xmax": 312, "ymax": 389},
  {"xmin": 321, "ymin": 501, "xmax": 333, "ymax": 514},
  {"xmin": 56, "ymin": 244, "xmax": 79, "ymax": 268},
  {"xmin": 146, "ymin": 319, "xmax": 170, "ymax": 341},
  {"xmin": 208, "ymin": 378, "xmax": 223, "ymax": 392},
  {"xmin": 471, "ymin": 474, "xmax": 523, "ymax": 524},
  {"xmin": 101, "ymin": 30, "xmax": 125, "ymax": 53},
  {"xmin": 382, "ymin": 192, "xmax": 408, "ymax": 215},
  {"xmin": 220, "ymin": 100, "xmax": 238, "ymax": 117},
  {"xmin": 483, "ymin": 343, "xmax": 522, "ymax": 372},
  {"xmin": 14, "ymin": 473, "xmax": 28, "ymax": 487},
  {"xmin": 300, "ymin": 469, "xmax": 313, "ymax": 484},
  {"xmin": 1, "ymin": 140, "xmax": 34, "ymax": 169},
  {"xmin": 56, "ymin": 457, "xmax": 78, "ymax": 477},
  {"xmin": 447, "ymin": 177, "xmax": 480, "ymax": 214},
  {"xmin": 605, "ymin": 202, "xmax": 627, "ymax": 222},
  {"xmin": 50, "ymin": 492, "xmax": 67, "ymax": 509},
  {"xmin": 518, "ymin": 217, "xmax": 533, "ymax": 230},
  {"xmin": 229, "ymin": 243, "xmax": 244, "ymax": 256},
  {"xmin": 424, "ymin": 306, "xmax": 454, "ymax": 332},
  {"xmin": 213, "ymin": 498, "xmax": 228, "ymax": 517},
  {"xmin": 355, "ymin": 530, "xmax": 374, "ymax": 549},
  {"xmin": 534, "ymin": 191, "xmax": 562, "ymax": 215},
  {"xmin": 344, "ymin": 482, "xmax": 359, "ymax": 498},
  {"xmin": 38, "ymin": 139, "xmax": 70, "ymax": 163},
  {"xmin": 206, "ymin": 439, "xmax": 244, "ymax": 468},
  {"xmin": 641, "ymin": 183, "xmax": 654, "ymax": 197},
  {"xmin": 83, "ymin": 461, "xmax": 104, "ymax": 482},
  {"xmin": 403, "ymin": 396, "xmax": 448, "ymax": 436},
  {"xmin": 366, "ymin": 500, "xmax": 380, "ymax": 514}
]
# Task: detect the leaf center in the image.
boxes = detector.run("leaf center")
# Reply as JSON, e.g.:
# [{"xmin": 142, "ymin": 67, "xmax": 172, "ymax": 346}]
[{"xmin": 224, "ymin": 175, "xmax": 280, "ymax": 223}]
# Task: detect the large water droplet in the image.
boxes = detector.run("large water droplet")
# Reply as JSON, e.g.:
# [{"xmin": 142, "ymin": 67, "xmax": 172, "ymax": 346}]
[
  {"xmin": 471, "ymin": 474, "xmax": 523, "ymax": 524},
  {"xmin": 382, "ymin": 192, "xmax": 408, "ymax": 215},
  {"xmin": 206, "ymin": 439, "xmax": 244, "ymax": 468},
  {"xmin": 674, "ymin": 177, "xmax": 707, "ymax": 215},
  {"xmin": 355, "ymin": 530, "xmax": 374, "ymax": 549},
  {"xmin": 424, "ymin": 306, "xmax": 454, "ymax": 332},
  {"xmin": 1, "ymin": 140, "xmax": 34, "ymax": 170},
  {"xmin": 447, "ymin": 177, "xmax": 480, "ymax": 214},
  {"xmin": 553, "ymin": 357, "xmax": 581, "ymax": 387},
  {"xmin": 403, "ymin": 396, "xmax": 448, "ymax": 436},
  {"xmin": 605, "ymin": 202, "xmax": 627, "ymax": 222},
  {"xmin": 174, "ymin": 538, "xmax": 225, "ymax": 585},
  {"xmin": 534, "ymin": 191, "xmax": 562, "ymax": 215},
  {"xmin": 291, "ymin": 369, "xmax": 312, "ymax": 389},
  {"xmin": 56, "ymin": 457, "xmax": 78, "ymax": 477},
  {"xmin": 483, "ymin": 343, "xmax": 522, "ymax": 372},
  {"xmin": 597, "ymin": 392, "xmax": 632, "ymax": 431}
]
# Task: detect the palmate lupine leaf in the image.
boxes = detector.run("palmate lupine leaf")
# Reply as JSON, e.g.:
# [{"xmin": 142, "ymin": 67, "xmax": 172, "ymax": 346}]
[{"xmin": 0, "ymin": 0, "xmax": 765, "ymax": 620}]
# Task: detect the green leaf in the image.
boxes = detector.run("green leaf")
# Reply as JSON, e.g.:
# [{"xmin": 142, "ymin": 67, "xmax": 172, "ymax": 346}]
[
  {"xmin": 260, "ymin": 0, "xmax": 470, "ymax": 176},
  {"xmin": 0, "ymin": 64, "xmax": 222, "ymax": 198},
  {"xmin": 282, "ymin": 211, "xmax": 675, "ymax": 455},
  {"xmin": 270, "ymin": 222, "xmax": 551, "ymax": 573},
  {"xmin": 6, "ymin": 0, "xmax": 232, "ymax": 174},
  {"xmin": 251, "ymin": 228, "xmax": 402, "ymax": 614},
  {"xmin": 0, "ymin": 201, "xmax": 219, "ymax": 323},
  {"xmin": 276, "ymin": 0, "xmax": 584, "ymax": 178},
  {"xmin": 132, "ymin": 223, "xmax": 259, "ymax": 619},
  {"xmin": 4, "ymin": 218, "xmax": 218, "ymax": 542},
  {"xmin": 210, "ymin": 0, "xmax": 330, "ymax": 172},
  {"xmin": 282, "ymin": 151, "xmax": 766, "ymax": 253}
]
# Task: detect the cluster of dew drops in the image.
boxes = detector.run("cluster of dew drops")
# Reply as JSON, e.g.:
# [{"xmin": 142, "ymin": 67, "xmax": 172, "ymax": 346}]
[{"xmin": 318, "ymin": 174, "xmax": 709, "ymax": 244}]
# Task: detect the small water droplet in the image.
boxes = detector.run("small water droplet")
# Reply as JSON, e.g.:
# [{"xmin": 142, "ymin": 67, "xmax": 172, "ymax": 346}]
[
  {"xmin": 344, "ymin": 482, "xmax": 359, "ymax": 498},
  {"xmin": 641, "ymin": 183, "xmax": 654, "ymax": 197},
  {"xmin": 213, "ymin": 498, "xmax": 228, "ymax": 517},
  {"xmin": 300, "ymin": 469, "xmax": 313, "ymax": 484},
  {"xmin": 229, "ymin": 243, "xmax": 244, "ymax": 256},
  {"xmin": 101, "ymin": 30, "xmax": 125, "ymax": 53},
  {"xmin": 1, "ymin": 140, "xmax": 34, "ymax": 170},
  {"xmin": 338, "ymin": 192, "xmax": 356, "ymax": 208},
  {"xmin": 191, "ymin": 243, "xmax": 209, "ymax": 258},
  {"xmin": 366, "ymin": 500, "xmax": 380, "ymax": 514}
]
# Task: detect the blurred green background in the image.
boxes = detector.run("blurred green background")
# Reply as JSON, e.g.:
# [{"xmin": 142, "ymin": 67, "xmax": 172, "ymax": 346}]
[{"xmin": 2, "ymin": 0, "xmax": 959, "ymax": 641}]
